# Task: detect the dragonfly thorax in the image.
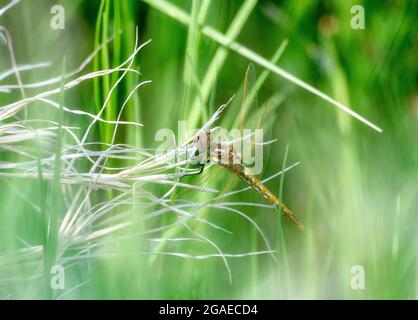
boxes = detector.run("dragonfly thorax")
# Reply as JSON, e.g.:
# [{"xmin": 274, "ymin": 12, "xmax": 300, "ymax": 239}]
[{"xmin": 188, "ymin": 131, "xmax": 244, "ymax": 167}]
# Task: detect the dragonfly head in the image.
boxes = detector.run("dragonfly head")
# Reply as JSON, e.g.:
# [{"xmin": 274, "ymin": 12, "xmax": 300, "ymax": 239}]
[{"xmin": 188, "ymin": 132, "xmax": 211, "ymax": 165}]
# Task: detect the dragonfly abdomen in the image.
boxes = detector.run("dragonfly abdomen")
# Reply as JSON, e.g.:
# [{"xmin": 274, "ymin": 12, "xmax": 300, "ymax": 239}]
[
  {"xmin": 277, "ymin": 202, "xmax": 304, "ymax": 230},
  {"xmin": 224, "ymin": 163, "xmax": 304, "ymax": 230}
]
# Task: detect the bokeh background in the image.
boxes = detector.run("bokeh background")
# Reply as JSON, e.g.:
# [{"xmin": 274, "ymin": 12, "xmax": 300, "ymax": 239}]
[{"xmin": 1, "ymin": 0, "xmax": 418, "ymax": 299}]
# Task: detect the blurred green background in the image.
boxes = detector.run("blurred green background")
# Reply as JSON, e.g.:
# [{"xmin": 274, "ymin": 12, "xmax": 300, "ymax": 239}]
[{"xmin": 1, "ymin": 0, "xmax": 418, "ymax": 299}]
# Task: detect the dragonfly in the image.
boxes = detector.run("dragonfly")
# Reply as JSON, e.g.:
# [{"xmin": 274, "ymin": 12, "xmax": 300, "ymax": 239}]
[
  {"xmin": 184, "ymin": 65, "xmax": 304, "ymax": 230},
  {"xmin": 186, "ymin": 129, "xmax": 304, "ymax": 230}
]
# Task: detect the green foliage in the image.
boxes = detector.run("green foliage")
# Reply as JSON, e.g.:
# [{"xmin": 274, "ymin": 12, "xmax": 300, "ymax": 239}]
[{"xmin": 0, "ymin": 0, "xmax": 418, "ymax": 299}]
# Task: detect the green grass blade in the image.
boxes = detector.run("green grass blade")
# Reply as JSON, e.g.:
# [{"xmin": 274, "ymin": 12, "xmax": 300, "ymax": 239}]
[{"xmin": 143, "ymin": 0, "xmax": 382, "ymax": 133}]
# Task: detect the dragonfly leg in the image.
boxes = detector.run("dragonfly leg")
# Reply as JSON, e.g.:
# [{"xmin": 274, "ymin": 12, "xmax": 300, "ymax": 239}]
[{"xmin": 183, "ymin": 164, "xmax": 205, "ymax": 177}]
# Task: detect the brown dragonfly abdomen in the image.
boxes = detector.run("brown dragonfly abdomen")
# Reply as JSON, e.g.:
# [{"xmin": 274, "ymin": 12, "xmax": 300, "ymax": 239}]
[{"xmin": 224, "ymin": 162, "xmax": 304, "ymax": 230}]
